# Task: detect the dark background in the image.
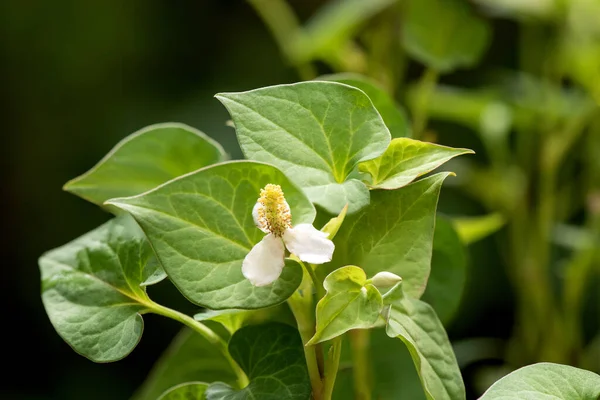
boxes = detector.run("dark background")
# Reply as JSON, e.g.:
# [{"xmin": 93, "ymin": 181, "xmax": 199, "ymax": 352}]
[{"xmin": 1, "ymin": 1, "xmax": 514, "ymax": 399}]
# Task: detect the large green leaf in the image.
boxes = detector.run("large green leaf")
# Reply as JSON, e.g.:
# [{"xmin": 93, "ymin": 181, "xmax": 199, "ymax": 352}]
[
  {"xmin": 308, "ymin": 266, "xmax": 383, "ymax": 344},
  {"xmin": 402, "ymin": 0, "xmax": 491, "ymax": 72},
  {"xmin": 216, "ymin": 81, "xmax": 391, "ymax": 214},
  {"xmin": 319, "ymin": 73, "xmax": 409, "ymax": 138},
  {"xmin": 384, "ymin": 283, "xmax": 466, "ymax": 400},
  {"xmin": 421, "ymin": 216, "xmax": 467, "ymax": 325},
  {"xmin": 330, "ymin": 172, "xmax": 452, "ymax": 298},
  {"xmin": 158, "ymin": 383, "xmax": 209, "ymax": 400},
  {"xmin": 205, "ymin": 323, "xmax": 311, "ymax": 400},
  {"xmin": 39, "ymin": 214, "xmax": 165, "ymax": 362},
  {"xmin": 133, "ymin": 329, "xmax": 237, "ymax": 400},
  {"xmin": 479, "ymin": 363, "xmax": 600, "ymax": 399},
  {"xmin": 359, "ymin": 138, "xmax": 472, "ymax": 189},
  {"xmin": 107, "ymin": 161, "xmax": 313, "ymax": 310},
  {"xmin": 64, "ymin": 123, "xmax": 226, "ymax": 205}
]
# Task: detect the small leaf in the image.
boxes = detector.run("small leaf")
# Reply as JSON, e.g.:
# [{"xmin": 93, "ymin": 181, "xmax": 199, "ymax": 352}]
[
  {"xmin": 64, "ymin": 123, "xmax": 226, "ymax": 206},
  {"xmin": 308, "ymin": 266, "xmax": 383, "ymax": 345},
  {"xmin": 194, "ymin": 305, "xmax": 295, "ymax": 335},
  {"xmin": 479, "ymin": 362, "xmax": 600, "ymax": 399},
  {"xmin": 402, "ymin": 0, "xmax": 491, "ymax": 72},
  {"xmin": 320, "ymin": 204, "xmax": 348, "ymax": 239},
  {"xmin": 452, "ymin": 213, "xmax": 505, "ymax": 245},
  {"xmin": 39, "ymin": 214, "xmax": 164, "ymax": 362},
  {"xmin": 205, "ymin": 323, "xmax": 311, "ymax": 400},
  {"xmin": 158, "ymin": 382, "xmax": 209, "ymax": 400},
  {"xmin": 384, "ymin": 283, "xmax": 466, "ymax": 400},
  {"xmin": 107, "ymin": 161, "xmax": 313, "ymax": 310},
  {"xmin": 132, "ymin": 329, "xmax": 237, "ymax": 400},
  {"xmin": 319, "ymin": 73, "xmax": 410, "ymax": 138},
  {"xmin": 421, "ymin": 216, "xmax": 467, "ymax": 324},
  {"xmin": 216, "ymin": 81, "xmax": 391, "ymax": 214},
  {"xmin": 330, "ymin": 172, "xmax": 452, "ymax": 298},
  {"xmin": 359, "ymin": 138, "xmax": 473, "ymax": 190}
]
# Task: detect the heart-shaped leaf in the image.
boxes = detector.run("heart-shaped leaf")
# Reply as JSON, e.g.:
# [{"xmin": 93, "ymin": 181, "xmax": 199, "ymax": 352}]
[
  {"xmin": 205, "ymin": 323, "xmax": 311, "ymax": 400},
  {"xmin": 133, "ymin": 329, "xmax": 238, "ymax": 400},
  {"xmin": 158, "ymin": 383, "xmax": 209, "ymax": 400},
  {"xmin": 39, "ymin": 214, "xmax": 164, "ymax": 362},
  {"xmin": 64, "ymin": 123, "xmax": 226, "ymax": 205},
  {"xmin": 216, "ymin": 81, "xmax": 391, "ymax": 214},
  {"xmin": 479, "ymin": 362, "xmax": 600, "ymax": 399},
  {"xmin": 421, "ymin": 216, "xmax": 467, "ymax": 324},
  {"xmin": 319, "ymin": 73, "xmax": 409, "ymax": 138},
  {"xmin": 402, "ymin": 0, "xmax": 491, "ymax": 73},
  {"xmin": 359, "ymin": 138, "xmax": 473, "ymax": 190},
  {"xmin": 308, "ymin": 266, "xmax": 383, "ymax": 344},
  {"xmin": 384, "ymin": 283, "xmax": 466, "ymax": 400},
  {"xmin": 107, "ymin": 161, "xmax": 314, "ymax": 310},
  {"xmin": 329, "ymin": 172, "xmax": 452, "ymax": 298}
]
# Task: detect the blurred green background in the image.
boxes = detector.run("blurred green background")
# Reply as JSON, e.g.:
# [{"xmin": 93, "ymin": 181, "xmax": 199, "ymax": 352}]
[{"xmin": 2, "ymin": 0, "xmax": 598, "ymax": 399}]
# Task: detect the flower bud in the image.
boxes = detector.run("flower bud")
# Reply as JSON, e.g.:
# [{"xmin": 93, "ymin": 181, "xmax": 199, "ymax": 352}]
[{"xmin": 371, "ymin": 271, "xmax": 402, "ymax": 288}]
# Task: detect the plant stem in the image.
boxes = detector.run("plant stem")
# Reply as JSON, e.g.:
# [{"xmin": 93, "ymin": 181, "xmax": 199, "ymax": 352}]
[
  {"xmin": 147, "ymin": 301, "xmax": 249, "ymax": 389},
  {"xmin": 411, "ymin": 67, "xmax": 439, "ymax": 140},
  {"xmin": 349, "ymin": 330, "xmax": 371, "ymax": 400},
  {"xmin": 322, "ymin": 337, "xmax": 342, "ymax": 400},
  {"xmin": 288, "ymin": 273, "xmax": 324, "ymax": 399}
]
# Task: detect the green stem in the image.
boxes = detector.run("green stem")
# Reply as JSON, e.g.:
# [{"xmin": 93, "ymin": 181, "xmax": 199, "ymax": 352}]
[
  {"xmin": 411, "ymin": 67, "xmax": 439, "ymax": 140},
  {"xmin": 322, "ymin": 337, "xmax": 342, "ymax": 400},
  {"xmin": 288, "ymin": 274, "xmax": 324, "ymax": 399},
  {"xmin": 148, "ymin": 301, "xmax": 250, "ymax": 389},
  {"xmin": 349, "ymin": 330, "xmax": 371, "ymax": 400}
]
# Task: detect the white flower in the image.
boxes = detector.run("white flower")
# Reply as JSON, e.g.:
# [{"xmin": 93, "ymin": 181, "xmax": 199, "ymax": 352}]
[{"xmin": 242, "ymin": 184, "xmax": 335, "ymax": 286}]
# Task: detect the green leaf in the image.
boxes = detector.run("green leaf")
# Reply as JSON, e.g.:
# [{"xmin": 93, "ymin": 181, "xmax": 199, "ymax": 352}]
[
  {"xmin": 359, "ymin": 138, "xmax": 472, "ymax": 190},
  {"xmin": 107, "ymin": 161, "xmax": 313, "ymax": 310},
  {"xmin": 216, "ymin": 81, "xmax": 391, "ymax": 214},
  {"xmin": 308, "ymin": 266, "xmax": 383, "ymax": 345},
  {"xmin": 421, "ymin": 216, "xmax": 467, "ymax": 324},
  {"xmin": 384, "ymin": 283, "xmax": 466, "ymax": 400},
  {"xmin": 158, "ymin": 383, "xmax": 209, "ymax": 400},
  {"xmin": 39, "ymin": 214, "xmax": 164, "ymax": 362},
  {"xmin": 319, "ymin": 73, "xmax": 410, "ymax": 138},
  {"xmin": 330, "ymin": 172, "xmax": 452, "ymax": 298},
  {"xmin": 133, "ymin": 329, "xmax": 237, "ymax": 400},
  {"xmin": 452, "ymin": 213, "xmax": 505, "ymax": 245},
  {"xmin": 333, "ymin": 328, "xmax": 427, "ymax": 400},
  {"xmin": 320, "ymin": 204, "xmax": 348, "ymax": 239},
  {"xmin": 205, "ymin": 323, "xmax": 311, "ymax": 400},
  {"xmin": 64, "ymin": 123, "xmax": 226, "ymax": 206},
  {"xmin": 402, "ymin": 0, "xmax": 491, "ymax": 72},
  {"xmin": 194, "ymin": 305, "xmax": 295, "ymax": 335},
  {"xmin": 479, "ymin": 362, "xmax": 600, "ymax": 399}
]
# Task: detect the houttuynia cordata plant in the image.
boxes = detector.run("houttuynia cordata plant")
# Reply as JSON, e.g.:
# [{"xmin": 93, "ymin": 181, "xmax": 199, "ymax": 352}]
[{"xmin": 40, "ymin": 81, "xmax": 600, "ymax": 399}]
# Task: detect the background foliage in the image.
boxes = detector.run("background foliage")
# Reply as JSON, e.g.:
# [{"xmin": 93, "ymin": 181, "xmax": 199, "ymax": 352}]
[{"xmin": 2, "ymin": 0, "xmax": 598, "ymax": 399}]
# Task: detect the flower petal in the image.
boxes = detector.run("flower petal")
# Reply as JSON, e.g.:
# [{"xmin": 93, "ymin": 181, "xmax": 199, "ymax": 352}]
[
  {"xmin": 283, "ymin": 224, "xmax": 335, "ymax": 264},
  {"xmin": 242, "ymin": 233, "xmax": 285, "ymax": 286},
  {"xmin": 252, "ymin": 202, "xmax": 269, "ymax": 233}
]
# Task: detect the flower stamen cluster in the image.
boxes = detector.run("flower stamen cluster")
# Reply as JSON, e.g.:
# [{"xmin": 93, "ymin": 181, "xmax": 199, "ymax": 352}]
[{"xmin": 255, "ymin": 184, "xmax": 291, "ymax": 237}]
